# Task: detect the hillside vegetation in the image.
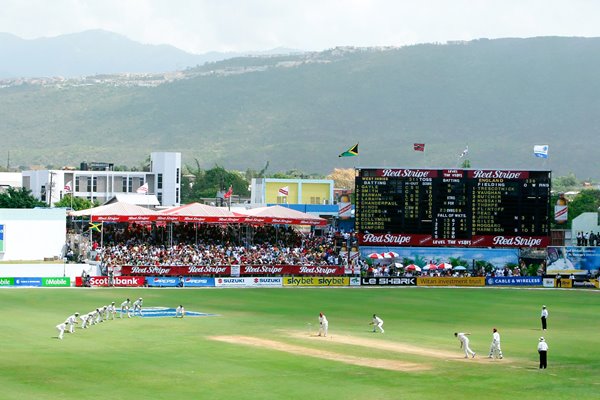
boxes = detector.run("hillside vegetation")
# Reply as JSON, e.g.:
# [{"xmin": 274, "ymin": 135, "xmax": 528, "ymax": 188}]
[{"xmin": 1, "ymin": 37, "xmax": 599, "ymax": 179}]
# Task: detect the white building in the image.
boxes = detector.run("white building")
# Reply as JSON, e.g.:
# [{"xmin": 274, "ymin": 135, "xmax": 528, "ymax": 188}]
[
  {"xmin": 0, "ymin": 172, "xmax": 22, "ymax": 192},
  {"xmin": 251, "ymin": 178, "xmax": 334, "ymax": 205},
  {"xmin": 571, "ymin": 212, "xmax": 600, "ymax": 244},
  {"xmin": 22, "ymin": 152, "xmax": 181, "ymax": 207},
  {"xmin": 0, "ymin": 208, "xmax": 66, "ymax": 261}
]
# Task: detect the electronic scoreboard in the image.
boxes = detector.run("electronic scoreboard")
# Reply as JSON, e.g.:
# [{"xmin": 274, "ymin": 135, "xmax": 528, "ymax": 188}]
[{"xmin": 355, "ymin": 168, "xmax": 551, "ymax": 248}]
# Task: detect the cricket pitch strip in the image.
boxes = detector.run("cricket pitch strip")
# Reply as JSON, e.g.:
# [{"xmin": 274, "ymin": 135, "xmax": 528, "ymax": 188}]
[
  {"xmin": 285, "ymin": 330, "xmax": 509, "ymax": 364},
  {"xmin": 209, "ymin": 335, "xmax": 431, "ymax": 372}
]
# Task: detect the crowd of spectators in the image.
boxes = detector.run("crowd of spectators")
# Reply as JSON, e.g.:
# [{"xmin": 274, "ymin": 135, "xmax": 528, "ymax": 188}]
[
  {"xmin": 93, "ymin": 223, "xmax": 352, "ymax": 269},
  {"xmin": 576, "ymin": 231, "xmax": 600, "ymax": 246},
  {"xmin": 364, "ymin": 261, "xmax": 541, "ymax": 278}
]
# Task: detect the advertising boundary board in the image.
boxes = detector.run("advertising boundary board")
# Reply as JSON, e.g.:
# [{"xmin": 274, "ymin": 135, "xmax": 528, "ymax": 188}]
[
  {"xmin": 417, "ymin": 277, "xmax": 485, "ymax": 287},
  {"xmin": 0, "ymin": 277, "xmax": 15, "ymax": 286},
  {"xmin": 215, "ymin": 277, "xmax": 283, "ymax": 288},
  {"xmin": 485, "ymin": 277, "xmax": 542, "ymax": 286},
  {"xmin": 182, "ymin": 277, "xmax": 215, "ymax": 287},
  {"xmin": 283, "ymin": 277, "xmax": 350, "ymax": 287},
  {"xmin": 361, "ymin": 277, "xmax": 416, "ymax": 286},
  {"xmin": 570, "ymin": 279, "xmax": 599, "ymax": 289},
  {"xmin": 75, "ymin": 276, "xmax": 145, "ymax": 287},
  {"xmin": 42, "ymin": 277, "xmax": 71, "ymax": 287},
  {"xmin": 0, "ymin": 223, "xmax": 4, "ymax": 252},
  {"xmin": 14, "ymin": 277, "xmax": 42, "ymax": 287},
  {"xmin": 542, "ymin": 278, "xmax": 555, "ymax": 288},
  {"xmin": 146, "ymin": 277, "xmax": 180, "ymax": 287}
]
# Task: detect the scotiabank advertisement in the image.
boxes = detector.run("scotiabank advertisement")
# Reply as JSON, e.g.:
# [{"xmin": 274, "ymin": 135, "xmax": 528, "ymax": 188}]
[
  {"xmin": 75, "ymin": 276, "xmax": 145, "ymax": 287},
  {"xmin": 120, "ymin": 265, "xmax": 346, "ymax": 276}
]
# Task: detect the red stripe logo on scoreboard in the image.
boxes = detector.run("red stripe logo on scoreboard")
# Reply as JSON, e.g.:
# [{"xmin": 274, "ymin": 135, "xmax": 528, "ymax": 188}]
[
  {"xmin": 375, "ymin": 169, "xmax": 439, "ymax": 178},
  {"xmin": 467, "ymin": 170, "xmax": 530, "ymax": 179}
]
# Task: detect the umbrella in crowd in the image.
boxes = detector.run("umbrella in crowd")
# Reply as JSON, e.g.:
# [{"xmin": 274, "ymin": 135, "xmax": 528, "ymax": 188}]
[
  {"xmin": 437, "ymin": 262, "xmax": 453, "ymax": 270},
  {"xmin": 405, "ymin": 264, "xmax": 421, "ymax": 272},
  {"xmin": 453, "ymin": 266, "xmax": 467, "ymax": 271},
  {"xmin": 367, "ymin": 253, "xmax": 384, "ymax": 259},
  {"xmin": 382, "ymin": 251, "xmax": 400, "ymax": 259},
  {"xmin": 423, "ymin": 263, "xmax": 438, "ymax": 271}
]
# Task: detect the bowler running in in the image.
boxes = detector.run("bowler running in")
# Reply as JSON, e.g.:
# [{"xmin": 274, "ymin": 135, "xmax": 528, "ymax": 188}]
[
  {"xmin": 455, "ymin": 332, "xmax": 476, "ymax": 358},
  {"xmin": 318, "ymin": 312, "xmax": 329, "ymax": 337}
]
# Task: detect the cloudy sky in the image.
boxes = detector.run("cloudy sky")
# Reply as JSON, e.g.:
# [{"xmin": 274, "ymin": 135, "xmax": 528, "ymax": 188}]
[{"xmin": 1, "ymin": 0, "xmax": 599, "ymax": 54}]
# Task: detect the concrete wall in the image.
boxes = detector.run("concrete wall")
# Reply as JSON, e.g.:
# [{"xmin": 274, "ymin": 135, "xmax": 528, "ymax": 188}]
[{"xmin": 0, "ymin": 263, "xmax": 100, "ymax": 281}]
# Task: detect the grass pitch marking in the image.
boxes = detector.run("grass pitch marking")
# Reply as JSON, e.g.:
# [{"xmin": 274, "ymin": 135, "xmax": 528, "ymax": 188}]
[
  {"xmin": 140, "ymin": 307, "xmax": 218, "ymax": 318},
  {"xmin": 209, "ymin": 335, "xmax": 431, "ymax": 372}
]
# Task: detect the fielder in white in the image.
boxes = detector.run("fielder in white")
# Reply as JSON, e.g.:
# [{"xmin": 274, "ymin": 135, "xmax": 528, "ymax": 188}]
[
  {"xmin": 370, "ymin": 314, "xmax": 385, "ymax": 333},
  {"xmin": 175, "ymin": 305, "xmax": 185, "ymax": 318},
  {"xmin": 318, "ymin": 312, "xmax": 328, "ymax": 337},
  {"xmin": 88, "ymin": 310, "xmax": 98, "ymax": 326},
  {"xmin": 107, "ymin": 302, "xmax": 117, "ymax": 320},
  {"xmin": 56, "ymin": 322, "xmax": 67, "ymax": 340},
  {"xmin": 454, "ymin": 332, "xmax": 476, "ymax": 358},
  {"xmin": 80, "ymin": 313, "xmax": 90, "ymax": 329},
  {"xmin": 488, "ymin": 328, "xmax": 503, "ymax": 359},
  {"xmin": 120, "ymin": 298, "xmax": 131, "ymax": 318},
  {"xmin": 132, "ymin": 298, "xmax": 143, "ymax": 316},
  {"xmin": 65, "ymin": 313, "xmax": 79, "ymax": 333},
  {"xmin": 95, "ymin": 308, "xmax": 102, "ymax": 324}
]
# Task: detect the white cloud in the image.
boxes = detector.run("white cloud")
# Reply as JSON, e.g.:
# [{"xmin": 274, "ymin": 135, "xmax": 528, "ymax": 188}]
[{"xmin": 1, "ymin": 0, "xmax": 599, "ymax": 53}]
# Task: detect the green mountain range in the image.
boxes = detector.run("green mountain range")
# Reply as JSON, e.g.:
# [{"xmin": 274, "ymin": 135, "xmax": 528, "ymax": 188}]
[{"xmin": 1, "ymin": 36, "xmax": 599, "ymax": 179}]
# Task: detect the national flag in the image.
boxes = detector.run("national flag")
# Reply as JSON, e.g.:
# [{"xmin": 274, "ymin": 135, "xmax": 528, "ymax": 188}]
[
  {"xmin": 338, "ymin": 143, "xmax": 359, "ymax": 157},
  {"xmin": 89, "ymin": 222, "xmax": 103, "ymax": 232},
  {"xmin": 223, "ymin": 185, "xmax": 233, "ymax": 199},
  {"xmin": 136, "ymin": 183, "xmax": 149, "ymax": 194},
  {"xmin": 459, "ymin": 145, "xmax": 469, "ymax": 158},
  {"xmin": 278, "ymin": 186, "xmax": 289, "ymax": 196},
  {"xmin": 64, "ymin": 181, "xmax": 72, "ymax": 192},
  {"xmin": 534, "ymin": 145, "xmax": 549, "ymax": 158},
  {"xmin": 413, "ymin": 143, "xmax": 425, "ymax": 152}
]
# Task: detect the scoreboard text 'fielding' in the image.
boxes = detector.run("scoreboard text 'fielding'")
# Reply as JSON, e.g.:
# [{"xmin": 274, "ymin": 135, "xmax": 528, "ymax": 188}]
[{"xmin": 355, "ymin": 168, "xmax": 551, "ymax": 248}]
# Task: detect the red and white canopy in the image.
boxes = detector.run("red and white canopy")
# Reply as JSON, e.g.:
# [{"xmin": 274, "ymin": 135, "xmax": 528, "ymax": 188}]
[
  {"xmin": 235, "ymin": 205, "xmax": 327, "ymax": 226},
  {"xmin": 69, "ymin": 202, "xmax": 160, "ymax": 222},
  {"xmin": 70, "ymin": 202, "xmax": 327, "ymax": 226},
  {"xmin": 159, "ymin": 202, "xmax": 245, "ymax": 223}
]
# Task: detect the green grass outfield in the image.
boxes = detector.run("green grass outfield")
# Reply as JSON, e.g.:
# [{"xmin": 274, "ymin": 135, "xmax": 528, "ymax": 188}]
[{"xmin": 1, "ymin": 287, "xmax": 599, "ymax": 400}]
